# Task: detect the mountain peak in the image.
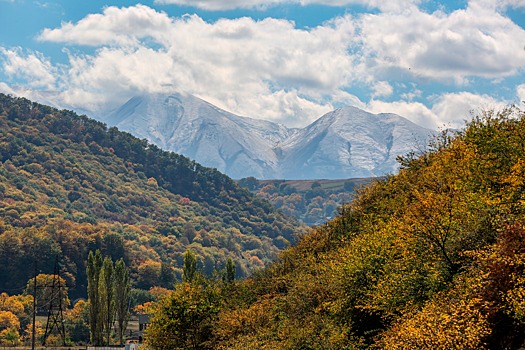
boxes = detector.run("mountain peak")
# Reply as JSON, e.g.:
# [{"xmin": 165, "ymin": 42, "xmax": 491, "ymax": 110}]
[{"xmin": 60, "ymin": 92, "xmax": 436, "ymax": 179}]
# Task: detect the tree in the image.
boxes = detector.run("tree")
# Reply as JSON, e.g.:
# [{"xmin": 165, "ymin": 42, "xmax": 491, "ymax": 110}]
[
  {"xmin": 225, "ymin": 258, "xmax": 236, "ymax": 283},
  {"xmin": 183, "ymin": 250, "xmax": 198, "ymax": 283},
  {"xmin": 114, "ymin": 258, "xmax": 130, "ymax": 345},
  {"xmin": 87, "ymin": 250, "xmax": 103, "ymax": 345},
  {"xmin": 146, "ymin": 280, "xmax": 221, "ymax": 350},
  {"xmin": 158, "ymin": 262, "xmax": 175, "ymax": 289},
  {"xmin": 65, "ymin": 300, "xmax": 89, "ymax": 344},
  {"xmin": 0, "ymin": 311, "xmax": 20, "ymax": 346},
  {"xmin": 99, "ymin": 257, "xmax": 115, "ymax": 346},
  {"xmin": 24, "ymin": 274, "xmax": 69, "ymax": 315}
]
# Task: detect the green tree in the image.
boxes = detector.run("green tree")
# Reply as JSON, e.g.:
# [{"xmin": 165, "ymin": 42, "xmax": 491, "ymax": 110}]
[
  {"xmin": 146, "ymin": 280, "xmax": 221, "ymax": 350},
  {"xmin": 225, "ymin": 258, "xmax": 236, "ymax": 283},
  {"xmin": 183, "ymin": 250, "xmax": 198, "ymax": 283},
  {"xmin": 86, "ymin": 250, "xmax": 103, "ymax": 345},
  {"xmin": 99, "ymin": 257, "xmax": 115, "ymax": 346},
  {"xmin": 159, "ymin": 262, "xmax": 175, "ymax": 289},
  {"xmin": 114, "ymin": 258, "xmax": 130, "ymax": 345}
]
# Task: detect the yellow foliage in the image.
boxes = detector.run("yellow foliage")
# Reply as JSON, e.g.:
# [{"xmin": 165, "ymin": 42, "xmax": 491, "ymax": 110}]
[
  {"xmin": 379, "ymin": 280, "xmax": 491, "ymax": 350},
  {"xmin": 0, "ymin": 311, "xmax": 20, "ymax": 330},
  {"xmin": 0, "ymin": 293, "xmax": 24, "ymax": 315}
]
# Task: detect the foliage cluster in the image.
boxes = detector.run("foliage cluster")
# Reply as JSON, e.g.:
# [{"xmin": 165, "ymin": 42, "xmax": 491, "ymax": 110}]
[
  {"xmin": 148, "ymin": 107, "xmax": 525, "ymax": 348},
  {"xmin": 238, "ymin": 177, "xmax": 369, "ymax": 225},
  {"xmin": 0, "ymin": 94, "xmax": 306, "ymax": 300},
  {"xmin": 87, "ymin": 250, "xmax": 130, "ymax": 346}
]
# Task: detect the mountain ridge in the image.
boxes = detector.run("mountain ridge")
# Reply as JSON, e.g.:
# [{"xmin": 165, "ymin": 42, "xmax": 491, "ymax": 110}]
[{"xmin": 96, "ymin": 93, "xmax": 435, "ymax": 180}]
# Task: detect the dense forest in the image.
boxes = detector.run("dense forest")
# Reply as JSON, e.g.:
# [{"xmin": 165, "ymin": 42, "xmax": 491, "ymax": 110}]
[
  {"xmin": 0, "ymin": 93, "xmax": 307, "ymax": 300},
  {"xmin": 146, "ymin": 107, "xmax": 525, "ymax": 349},
  {"xmin": 238, "ymin": 177, "xmax": 371, "ymax": 225}
]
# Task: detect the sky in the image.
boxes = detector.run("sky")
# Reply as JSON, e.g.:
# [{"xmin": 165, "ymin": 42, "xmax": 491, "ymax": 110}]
[{"xmin": 0, "ymin": 0, "xmax": 524, "ymax": 129}]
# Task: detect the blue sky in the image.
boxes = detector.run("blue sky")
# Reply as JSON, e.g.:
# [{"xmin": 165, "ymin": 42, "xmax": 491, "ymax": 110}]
[{"xmin": 0, "ymin": 0, "xmax": 524, "ymax": 129}]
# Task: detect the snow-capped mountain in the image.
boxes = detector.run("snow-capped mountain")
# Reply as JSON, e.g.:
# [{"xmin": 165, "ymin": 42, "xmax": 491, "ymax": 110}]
[
  {"xmin": 278, "ymin": 106, "xmax": 432, "ymax": 179},
  {"xmin": 97, "ymin": 93, "xmax": 434, "ymax": 179},
  {"xmin": 103, "ymin": 93, "xmax": 294, "ymax": 179}
]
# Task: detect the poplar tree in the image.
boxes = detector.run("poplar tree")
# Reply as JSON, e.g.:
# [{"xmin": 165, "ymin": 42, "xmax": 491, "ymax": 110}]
[
  {"xmin": 87, "ymin": 250, "xmax": 103, "ymax": 345},
  {"xmin": 87, "ymin": 251, "xmax": 130, "ymax": 346},
  {"xmin": 99, "ymin": 257, "xmax": 115, "ymax": 346},
  {"xmin": 225, "ymin": 258, "xmax": 236, "ymax": 283},
  {"xmin": 183, "ymin": 250, "xmax": 197, "ymax": 283},
  {"xmin": 114, "ymin": 258, "xmax": 130, "ymax": 345}
]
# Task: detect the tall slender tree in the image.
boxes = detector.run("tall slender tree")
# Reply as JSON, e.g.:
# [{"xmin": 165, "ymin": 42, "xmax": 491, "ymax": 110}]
[
  {"xmin": 99, "ymin": 257, "xmax": 115, "ymax": 346},
  {"xmin": 86, "ymin": 250, "xmax": 103, "ymax": 345},
  {"xmin": 114, "ymin": 258, "xmax": 130, "ymax": 345},
  {"xmin": 225, "ymin": 258, "xmax": 236, "ymax": 283},
  {"xmin": 183, "ymin": 250, "xmax": 198, "ymax": 283}
]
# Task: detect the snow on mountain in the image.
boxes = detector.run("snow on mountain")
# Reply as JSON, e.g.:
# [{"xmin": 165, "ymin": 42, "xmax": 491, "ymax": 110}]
[
  {"xmin": 103, "ymin": 93, "xmax": 292, "ymax": 179},
  {"xmin": 98, "ymin": 93, "xmax": 434, "ymax": 180},
  {"xmin": 278, "ymin": 106, "xmax": 433, "ymax": 179}
]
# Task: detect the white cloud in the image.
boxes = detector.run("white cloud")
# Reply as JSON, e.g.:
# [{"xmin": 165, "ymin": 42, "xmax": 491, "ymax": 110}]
[
  {"xmin": 495, "ymin": 0, "xmax": 525, "ymax": 9},
  {"xmin": 368, "ymin": 92, "xmax": 508, "ymax": 130},
  {"xmin": 0, "ymin": 47, "xmax": 57, "ymax": 89},
  {"xmin": 154, "ymin": 0, "xmax": 420, "ymax": 12},
  {"xmin": 372, "ymin": 81, "xmax": 393, "ymax": 98},
  {"xmin": 367, "ymin": 99, "xmax": 438, "ymax": 129},
  {"xmin": 33, "ymin": 6, "xmax": 362, "ymax": 126},
  {"xmin": 518, "ymin": 84, "xmax": 525, "ymax": 105},
  {"xmin": 39, "ymin": 4, "xmax": 173, "ymax": 47},
  {"xmin": 430, "ymin": 92, "xmax": 507, "ymax": 129},
  {"xmin": 3, "ymin": 3, "xmax": 524, "ymax": 128},
  {"xmin": 359, "ymin": 2, "xmax": 525, "ymax": 83}
]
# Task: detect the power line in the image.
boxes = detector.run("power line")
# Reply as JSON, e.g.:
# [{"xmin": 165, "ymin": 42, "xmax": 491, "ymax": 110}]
[{"xmin": 42, "ymin": 256, "xmax": 66, "ymax": 346}]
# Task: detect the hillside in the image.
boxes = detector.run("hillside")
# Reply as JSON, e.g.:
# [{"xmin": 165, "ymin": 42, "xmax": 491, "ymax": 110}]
[
  {"xmin": 238, "ymin": 177, "xmax": 373, "ymax": 225},
  {"xmin": 146, "ymin": 107, "xmax": 525, "ymax": 349},
  {"xmin": 0, "ymin": 94, "xmax": 307, "ymax": 299}
]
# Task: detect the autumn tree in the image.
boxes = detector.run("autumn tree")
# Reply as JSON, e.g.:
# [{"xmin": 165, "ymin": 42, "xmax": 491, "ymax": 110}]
[
  {"xmin": 99, "ymin": 257, "xmax": 115, "ymax": 346},
  {"xmin": 24, "ymin": 274, "xmax": 69, "ymax": 315},
  {"xmin": 87, "ymin": 251, "xmax": 130, "ymax": 346},
  {"xmin": 114, "ymin": 258, "xmax": 130, "ymax": 345},
  {"xmin": 87, "ymin": 250, "xmax": 103, "ymax": 345},
  {"xmin": 225, "ymin": 258, "xmax": 236, "ymax": 283},
  {"xmin": 183, "ymin": 250, "xmax": 198, "ymax": 283},
  {"xmin": 146, "ymin": 278, "xmax": 221, "ymax": 350}
]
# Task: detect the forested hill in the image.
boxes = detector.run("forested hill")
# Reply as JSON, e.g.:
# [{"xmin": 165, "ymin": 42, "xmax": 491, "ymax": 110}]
[
  {"xmin": 177, "ymin": 107, "xmax": 525, "ymax": 349},
  {"xmin": 0, "ymin": 93, "xmax": 306, "ymax": 299}
]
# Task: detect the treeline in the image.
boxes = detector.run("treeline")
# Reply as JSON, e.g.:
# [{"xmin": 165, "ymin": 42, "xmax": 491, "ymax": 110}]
[
  {"xmin": 0, "ymin": 93, "xmax": 306, "ymax": 299},
  {"xmin": 145, "ymin": 107, "xmax": 525, "ymax": 349}
]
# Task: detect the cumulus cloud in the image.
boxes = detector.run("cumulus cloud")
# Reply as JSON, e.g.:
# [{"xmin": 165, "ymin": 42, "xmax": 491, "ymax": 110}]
[
  {"xmin": 154, "ymin": 0, "xmax": 420, "ymax": 12},
  {"xmin": 359, "ymin": 2, "xmax": 525, "ymax": 84},
  {"xmin": 372, "ymin": 81, "xmax": 393, "ymax": 98},
  {"xmin": 367, "ymin": 99, "xmax": 438, "ymax": 129},
  {"xmin": 39, "ymin": 4, "xmax": 173, "ymax": 47},
  {"xmin": 0, "ymin": 48, "xmax": 57, "ymax": 89},
  {"xmin": 431, "ymin": 92, "xmax": 507, "ymax": 128},
  {"xmin": 32, "ymin": 5, "xmax": 362, "ymax": 125},
  {"xmin": 368, "ymin": 92, "xmax": 508, "ymax": 130},
  {"xmin": 2, "ymin": 2, "xmax": 524, "ymax": 128},
  {"xmin": 518, "ymin": 84, "xmax": 525, "ymax": 105}
]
